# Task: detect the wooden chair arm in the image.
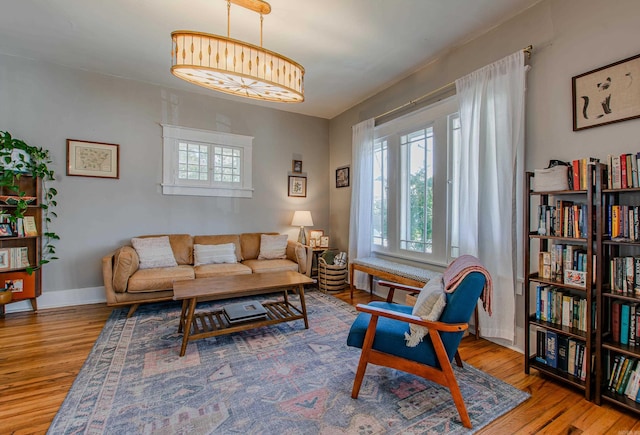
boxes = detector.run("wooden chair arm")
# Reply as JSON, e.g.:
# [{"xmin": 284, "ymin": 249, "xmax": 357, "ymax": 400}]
[
  {"xmin": 355, "ymin": 303, "xmax": 468, "ymax": 333},
  {"xmin": 377, "ymin": 280, "xmax": 425, "ymax": 302}
]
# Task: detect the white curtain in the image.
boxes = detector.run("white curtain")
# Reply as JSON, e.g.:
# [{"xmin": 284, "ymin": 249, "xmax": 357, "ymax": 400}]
[
  {"xmin": 348, "ymin": 118, "xmax": 375, "ymax": 290},
  {"xmin": 454, "ymin": 50, "xmax": 526, "ymax": 342}
]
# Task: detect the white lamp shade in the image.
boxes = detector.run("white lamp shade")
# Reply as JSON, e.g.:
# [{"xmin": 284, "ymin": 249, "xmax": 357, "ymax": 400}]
[{"xmin": 291, "ymin": 211, "xmax": 313, "ymax": 227}]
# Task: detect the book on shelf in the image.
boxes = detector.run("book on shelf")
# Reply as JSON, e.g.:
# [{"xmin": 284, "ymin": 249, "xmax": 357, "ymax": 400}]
[
  {"xmin": 23, "ymin": 216, "xmax": 37, "ymax": 237},
  {"xmin": 546, "ymin": 330, "xmax": 558, "ymax": 369},
  {"xmin": 557, "ymin": 334, "xmax": 569, "ymax": 372},
  {"xmin": 621, "ymin": 303, "xmax": 631, "ymax": 345}
]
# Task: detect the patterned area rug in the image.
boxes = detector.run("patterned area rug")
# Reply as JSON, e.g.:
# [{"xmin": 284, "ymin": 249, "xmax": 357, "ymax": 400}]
[{"xmin": 49, "ymin": 290, "xmax": 528, "ymax": 434}]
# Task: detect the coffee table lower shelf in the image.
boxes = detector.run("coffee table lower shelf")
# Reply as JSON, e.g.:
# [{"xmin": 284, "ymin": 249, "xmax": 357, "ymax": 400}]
[
  {"xmin": 184, "ymin": 300, "xmax": 304, "ymax": 336},
  {"xmin": 178, "ymin": 299, "xmax": 307, "ymax": 355}
]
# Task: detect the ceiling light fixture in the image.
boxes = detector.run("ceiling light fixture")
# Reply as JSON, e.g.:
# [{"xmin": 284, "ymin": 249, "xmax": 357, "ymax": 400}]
[{"xmin": 171, "ymin": 0, "xmax": 304, "ymax": 103}]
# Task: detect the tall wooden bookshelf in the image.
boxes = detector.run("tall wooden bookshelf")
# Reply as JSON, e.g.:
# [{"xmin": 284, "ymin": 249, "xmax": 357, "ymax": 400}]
[
  {"xmin": 524, "ymin": 165, "xmax": 598, "ymax": 400},
  {"xmin": 595, "ymin": 162, "xmax": 640, "ymax": 413},
  {"xmin": 0, "ymin": 175, "xmax": 42, "ymax": 314}
]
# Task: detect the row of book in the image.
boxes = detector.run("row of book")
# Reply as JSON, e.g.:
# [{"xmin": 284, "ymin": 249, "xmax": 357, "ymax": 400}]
[
  {"xmin": 607, "ymin": 205, "xmax": 640, "ymax": 242},
  {"xmin": 606, "ymin": 354, "xmax": 640, "ymax": 401},
  {"xmin": 610, "ymin": 301, "xmax": 640, "ymax": 346},
  {"xmin": 538, "ymin": 244, "xmax": 589, "ymax": 288},
  {"xmin": 0, "ymin": 246, "xmax": 29, "ymax": 270},
  {"xmin": 606, "ymin": 153, "xmax": 640, "ymax": 190},
  {"xmin": 535, "ymin": 285, "xmax": 590, "ymax": 332},
  {"xmin": 535, "ymin": 329, "xmax": 588, "ymax": 380},
  {"xmin": 609, "ymin": 256, "xmax": 640, "ymax": 296},
  {"xmin": 0, "ymin": 215, "xmax": 38, "ymax": 237},
  {"xmin": 537, "ymin": 201, "xmax": 588, "ymax": 238},
  {"xmin": 567, "ymin": 158, "xmax": 598, "ymax": 191}
]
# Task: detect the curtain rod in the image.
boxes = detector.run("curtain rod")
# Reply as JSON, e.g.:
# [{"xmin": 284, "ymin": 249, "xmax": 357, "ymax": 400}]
[{"xmin": 374, "ymin": 45, "xmax": 533, "ymax": 122}]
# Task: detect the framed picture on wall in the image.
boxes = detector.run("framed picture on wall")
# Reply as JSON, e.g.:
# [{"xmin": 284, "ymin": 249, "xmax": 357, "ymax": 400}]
[
  {"xmin": 572, "ymin": 53, "xmax": 640, "ymax": 131},
  {"xmin": 336, "ymin": 165, "xmax": 350, "ymax": 188},
  {"xmin": 292, "ymin": 160, "xmax": 303, "ymax": 173},
  {"xmin": 67, "ymin": 139, "xmax": 120, "ymax": 179},
  {"xmin": 288, "ymin": 176, "xmax": 307, "ymax": 197}
]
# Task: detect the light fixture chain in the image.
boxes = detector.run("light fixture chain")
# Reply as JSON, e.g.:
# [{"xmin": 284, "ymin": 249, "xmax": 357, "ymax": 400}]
[
  {"xmin": 227, "ymin": 0, "xmax": 231, "ymax": 37},
  {"xmin": 260, "ymin": 13, "xmax": 263, "ymax": 47}
]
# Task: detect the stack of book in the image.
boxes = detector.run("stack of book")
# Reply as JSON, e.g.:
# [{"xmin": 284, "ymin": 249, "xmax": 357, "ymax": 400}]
[
  {"xmin": 610, "ymin": 301, "xmax": 640, "ymax": 346},
  {"xmin": 222, "ymin": 300, "xmax": 268, "ymax": 324},
  {"xmin": 535, "ymin": 329, "xmax": 588, "ymax": 380},
  {"xmin": 609, "ymin": 256, "xmax": 640, "ymax": 296},
  {"xmin": 607, "ymin": 205, "xmax": 640, "ymax": 241},
  {"xmin": 535, "ymin": 285, "xmax": 589, "ymax": 332},
  {"xmin": 537, "ymin": 201, "xmax": 588, "ymax": 238},
  {"xmin": 607, "ymin": 355, "xmax": 640, "ymax": 401},
  {"xmin": 538, "ymin": 244, "xmax": 588, "ymax": 287},
  {"xmin": 606, "ymin": 153, "xmax": 640, "ymax": 190}
]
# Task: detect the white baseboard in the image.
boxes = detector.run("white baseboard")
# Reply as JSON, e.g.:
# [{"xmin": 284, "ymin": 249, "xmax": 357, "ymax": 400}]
[{"xmin": 3, "ymin": 286, "xmax": 107, "ymax": 314}]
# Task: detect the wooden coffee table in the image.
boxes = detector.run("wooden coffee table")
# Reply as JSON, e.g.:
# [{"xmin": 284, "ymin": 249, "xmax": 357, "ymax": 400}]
[{"xmin": 173, "ymin": 270, "xmax": 314, "ymax": 356}]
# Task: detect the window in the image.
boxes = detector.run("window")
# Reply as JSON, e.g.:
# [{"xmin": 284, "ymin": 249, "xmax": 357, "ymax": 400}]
[
  {"xmin": 372, "ymin": 96, "xmax": 459, "ymax": 266},
  {"xmin": 162, "ymin": 125, "xmax": 253, "ymax": 198}
]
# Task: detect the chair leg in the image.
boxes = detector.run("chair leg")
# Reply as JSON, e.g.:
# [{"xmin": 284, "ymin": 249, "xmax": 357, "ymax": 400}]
[
  {"xmin": 454, "ymin": 351, "xmax": 463, "ymax": 368},
  {"xmin": 351, "ymin": 354, "xmax": 369, "ymax": 398},
  {"xmin": 352, "ymin": 314, "xmax": 380, "ymax": 399}
]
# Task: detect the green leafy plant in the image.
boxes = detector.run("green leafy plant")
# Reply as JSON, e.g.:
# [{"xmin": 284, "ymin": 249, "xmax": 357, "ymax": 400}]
[{"xmin": 0, "ymin": 131, "xmax": 59, "ymax": 271}]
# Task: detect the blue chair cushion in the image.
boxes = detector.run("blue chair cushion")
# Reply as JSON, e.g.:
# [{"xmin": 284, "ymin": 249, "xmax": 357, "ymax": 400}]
[{"xmin": 346, "ymin": 272, "xmax": 486, "ymax": 367}]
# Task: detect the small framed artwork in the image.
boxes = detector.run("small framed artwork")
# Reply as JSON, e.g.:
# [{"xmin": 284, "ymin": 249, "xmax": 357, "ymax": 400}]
[
  {"xmin": 292, "ymin": 160, "xmax": 303, "ymax": 173},
  {"xmin": 0, "ymin": 248, "xmax": 9, "ymax": 270},
  {"xmin": 572, "ymin": 53, "xmax": 640, "ymax": 131},
  {"xmin": 336, "ymin": 165, "xmax": 350, "ymax": 188},
  {"xmin": 0, "ymin": 223, "xmax": 13, "ymax": 237},
  {"xmin": 309, "ymin": 230, "xmax": 324, "ymax": 246},
  {"xmin": 288, "ymin": 176, "xmax": 307, "ymax": 197},
  {"xmin": 309, "ymin": 239, "xmax": 317, "ymax": 248},
  {"xmin": 319, "ymin": 236, "xmax": 330, "ymax": 248},
  {"xmin": 67, "ymin": 139, "xmax": 120, "ymax": 179}
]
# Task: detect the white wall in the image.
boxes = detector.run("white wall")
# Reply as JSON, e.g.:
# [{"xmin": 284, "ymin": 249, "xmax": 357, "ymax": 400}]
[
  {"xmin": 0, "ymin": 55, "xmax": 329, "ymax": 311},
  {"xmin": 329, "ymin": 0, "xmax": 640, "ymax": 351}
]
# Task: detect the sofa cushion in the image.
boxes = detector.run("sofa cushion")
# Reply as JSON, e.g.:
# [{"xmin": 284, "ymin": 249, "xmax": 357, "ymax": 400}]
[
  {"xmin": 243, "ymin": 258, "xmax": 298, "ymax": 274},
  {"xmin": 258, "ymin": 234, "xmax": 288, "ymax": 260},
  {"xmin": 127, "ymin": 265, "xmax": 194, "ymax": 293},
  {"xmin": 240, "ymin": 232, "xmax": 278, "ymax": 260},
  {"xmin": 131, "ymin": 236, "xmax": 178, "ymax": 269},
  {"xmin": 194, "ymin": 235, "xmax": 243, "ymax": 261},
  {"xmin": 194, "ymin": 243, "xmax": 237, "ymax": 266},
  {"xmin": 112, "ymin": 246, "xmax": 139, "ymax": 293},
  {"xmin": 137, "ymin": 234, "xmax": 193, "ymax": 265},
  {"xmin": 194, "ymin": 263, "xmax": 252, "ymax": 278}
]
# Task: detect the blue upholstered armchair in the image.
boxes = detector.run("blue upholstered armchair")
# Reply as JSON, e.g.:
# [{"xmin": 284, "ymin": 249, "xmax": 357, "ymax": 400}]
[{"xmin": 346, "ymin": 270, "xmax": 487, "ymax": 429}]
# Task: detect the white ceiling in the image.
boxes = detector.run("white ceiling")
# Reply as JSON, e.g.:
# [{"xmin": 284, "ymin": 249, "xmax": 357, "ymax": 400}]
[{"xmin": 0, "ymin": 0, "xmax": 541, "ymax": 119}]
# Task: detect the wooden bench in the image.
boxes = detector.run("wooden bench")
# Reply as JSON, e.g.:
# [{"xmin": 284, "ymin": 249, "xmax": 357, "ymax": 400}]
[
  {"xmin": 349, "ymin": 256, "xmax": 479, "ymax": 338},
  {"xmin": 349, "ymin": 257, "xmax": 440, "ymax": 299}
]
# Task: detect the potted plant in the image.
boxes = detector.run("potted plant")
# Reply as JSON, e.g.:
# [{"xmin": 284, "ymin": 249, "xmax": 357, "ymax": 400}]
[{"xmin": 0, "ymin": 131, "xmax": 59, "ymax": 270}]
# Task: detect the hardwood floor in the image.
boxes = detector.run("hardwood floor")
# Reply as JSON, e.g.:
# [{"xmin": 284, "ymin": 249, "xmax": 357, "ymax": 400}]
[{"xmin": 1, "ymin": 289, "xmax": 639, "ymax": 434}]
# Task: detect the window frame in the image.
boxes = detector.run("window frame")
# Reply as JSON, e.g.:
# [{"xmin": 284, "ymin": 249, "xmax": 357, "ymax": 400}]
[
  {"xmin": 161, "ymin": 124, "xmax": 254, "ymax": 198},
  {"xmin": 371, "ymin": 96, "xmax": 458, "ymax": 267}
]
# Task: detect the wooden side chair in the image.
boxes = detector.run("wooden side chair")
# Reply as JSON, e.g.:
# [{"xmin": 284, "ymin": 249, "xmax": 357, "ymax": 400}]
[{"xmin": 346, "ymin": 270, "xmax": 487, "ymax": 429}]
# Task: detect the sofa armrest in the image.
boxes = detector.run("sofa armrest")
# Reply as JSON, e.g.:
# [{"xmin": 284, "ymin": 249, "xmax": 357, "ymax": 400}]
[
  {"xmin": 287, "ymin": 240, "xmax": 312, "ymax": 276},
  {"xmin": 102, "ymin": 252, "xmax": 119, "ymax": 305}
]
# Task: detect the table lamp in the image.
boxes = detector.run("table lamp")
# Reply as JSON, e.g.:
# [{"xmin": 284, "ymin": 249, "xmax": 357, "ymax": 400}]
[{"xmin": 291, "ymin": 211, "xmax": 313, "ymax": 245}]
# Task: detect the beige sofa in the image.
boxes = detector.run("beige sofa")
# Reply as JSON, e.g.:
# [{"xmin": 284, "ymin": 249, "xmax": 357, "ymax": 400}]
[{"xmin": 102, "ymin": 232, "xmax": 312, "ymax": 316}]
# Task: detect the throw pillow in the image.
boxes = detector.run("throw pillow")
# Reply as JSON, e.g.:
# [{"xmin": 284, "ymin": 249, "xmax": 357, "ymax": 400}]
[
  {"xmin": 131, "ymin": 236, "xmax": 178, "ymax": 270},
  {"xmin": 258, "ymin": 234, "xmax": 288, "ymax": 260},
  {"xmin": 404, "ymin": 275, "xmax": 447, "ymax": 347},
  {"xmin": 194, "ymin": 243, "xmax": 237, "ymax": 266}
]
